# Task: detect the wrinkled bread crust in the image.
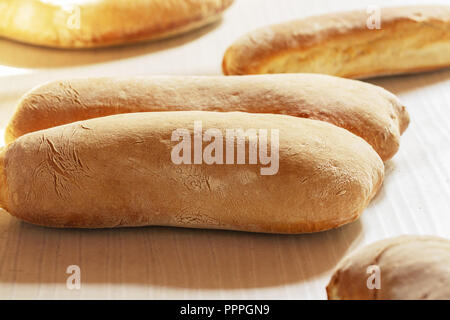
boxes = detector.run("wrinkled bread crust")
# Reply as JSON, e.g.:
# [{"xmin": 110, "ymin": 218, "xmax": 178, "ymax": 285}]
[{"xmin": 1, "ymin": 111, "xmax": 384, "ymax": 232}]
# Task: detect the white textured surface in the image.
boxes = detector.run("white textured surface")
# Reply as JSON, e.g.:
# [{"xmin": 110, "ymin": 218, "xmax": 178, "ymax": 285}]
[{"xmin": 0, "ymin": 0, "xmax": 449, "ymax": 299}]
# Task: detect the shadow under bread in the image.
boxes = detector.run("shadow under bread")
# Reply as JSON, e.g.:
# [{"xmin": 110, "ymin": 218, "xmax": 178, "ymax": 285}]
[
  {"xmin": 0, "ymin": 211, "xmax": 361, "ymax": 290},
  {"xmin": 366, "ymin": 68, "xmax": 450, "ymax": 95},
  {"xmin": 0, "ymin": 19, "xmax": 223, "ymax": 69}
]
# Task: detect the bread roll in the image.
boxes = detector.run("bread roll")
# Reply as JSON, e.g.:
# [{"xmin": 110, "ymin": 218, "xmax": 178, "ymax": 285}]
[
  {"xmin": 327, "ymin": 236, "xmax": 450, "ymax": 300},
  {"xmin": 0, "ymin": 111, "xmax": 384, "ymax": 232},
  {"xmin": 5, "ymin": 75, "xmax": 409, "ymax": 161},
  {"xmin": 0, "ymin": 0, "xmax": 233, "ymax": 48},
  {"xmin": 223, "ymin": 6, "xmax": 450, "ymax": 78}
]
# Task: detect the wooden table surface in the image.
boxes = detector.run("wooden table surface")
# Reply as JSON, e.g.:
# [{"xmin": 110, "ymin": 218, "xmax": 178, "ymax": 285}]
[{"xmin": 0, "ymin": 0, "xmax": 449, "ymax": 299}]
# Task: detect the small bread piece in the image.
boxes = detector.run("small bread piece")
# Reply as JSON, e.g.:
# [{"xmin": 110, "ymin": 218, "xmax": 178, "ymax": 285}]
[
  {"xmin": 0, "ymin": 0, "xmax": 233, "ymax": 48},
  {"xmin": 5, "ymin": 75, "xmax": 409, "ymax": 161},
  {"xmin": 327, "ymin": 236, "xmax": 450, "ymax": 300},
  {"xmin": 0, "ymin": 111, "xmax": 384, "ymax": 232},
  {"xmin": 223, "ymin": 6, "xmax": 450, "ymax": 78}
]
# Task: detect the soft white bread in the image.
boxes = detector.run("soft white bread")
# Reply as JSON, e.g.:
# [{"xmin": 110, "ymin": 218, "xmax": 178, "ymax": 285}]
[
  {"xmin": 5, "ymin": 75, "xmax": 409, "ymax": 161},
  {"xmin": 327, "ymin": 235, "xmax": 450, "ymax": 300},
  {"xmin": 0, "ymin": 111, "xmax": 384, "ymax": 232},
  {"xmin": 0, "ymin": 0, "xmax": 233, "ymax": 48},
  {"xmin": 223, "ymin": 6, "xmax": 450, "ymax": 78}
]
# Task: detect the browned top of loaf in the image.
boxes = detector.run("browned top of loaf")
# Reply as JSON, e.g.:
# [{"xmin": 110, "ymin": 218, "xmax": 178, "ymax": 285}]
[
  {"xmin": 7, "ymin": 75, "xmax": 409, "ymax": 161},
  {"xmin": 223, "ymin": 5, "xmax": 450, "ymax": 75}
]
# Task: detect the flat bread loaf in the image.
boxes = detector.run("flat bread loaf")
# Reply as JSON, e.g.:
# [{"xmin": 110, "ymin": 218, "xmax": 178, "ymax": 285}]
[
  {"xmin": 5, "ymin": 75, "xmax": 409, "ymax": 161},
  {"xmin": 0, "ymin": 111, "xmax": 384, "ymax": 232}
]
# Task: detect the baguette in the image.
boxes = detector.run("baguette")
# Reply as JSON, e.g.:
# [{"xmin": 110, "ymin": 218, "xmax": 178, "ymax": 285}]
[
  {"xmin": 222, "ymin": 6, "xmax": 450, "ymax": 78},
  {"xmin": 327, "ymin": 236, "xmax": 450, "ymax": 300},
  {"xmin": 5, "ymin": 75, "xmax": 409, "ymax": 161},
  {"xmin": 0, "ymin": 111, "xmax": 384, "ymax": 232},
  {"xmin": 0, "ymin": 0, "xmax": 233, "ymax": 48}
]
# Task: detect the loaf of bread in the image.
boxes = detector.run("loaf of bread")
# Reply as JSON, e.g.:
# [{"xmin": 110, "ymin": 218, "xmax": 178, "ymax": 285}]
[
  {"xmin": 0, "ymin": 0, "xmax": 233, "ymax": 48},
  {"xmin": 223, "ymin": 6, "xmax": 450, "ymax": 78},
  {"xmin": 6, "ymin": 75, "xmax": 409, "ymax": 161},
  {"xmin": 327, "ymin": 235, "xmax": 450, "ymax": 299},
  {"xmin": 0, "ymin": 111, "xmax": 384, "ymax": 232}
]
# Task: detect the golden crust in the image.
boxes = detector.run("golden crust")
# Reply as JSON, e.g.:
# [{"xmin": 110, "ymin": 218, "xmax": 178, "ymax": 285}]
[
  {"xmin": 6, "ymin": 75, "xmax": 409, "ymax": 161},
  {"xmin": 327, "ymin": 235, "xmax": 450, "ymax": 300},
  {"xmin": 0, "ymin": 148, "xmax": 8, "ymax": 213},
  {"xmin": 223, "ymin": 6, "xmax": 450, "ymax": 78},
  {"xmin": 1, "ymin": 111, "xmax": 384, "ymax": 232},
  {"xmin": 0, "ymin": 0, "xmax": 233, "ymax": 48}
]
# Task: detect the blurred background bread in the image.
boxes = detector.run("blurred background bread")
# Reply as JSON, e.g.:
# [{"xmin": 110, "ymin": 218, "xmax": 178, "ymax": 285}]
[
  {"xmin": 223, "ymin": 6, "xmax": 450, "ymax": 79},
  {"xmin": 0, "ymin": 0, "xmax": 234, "ymax": 48}
]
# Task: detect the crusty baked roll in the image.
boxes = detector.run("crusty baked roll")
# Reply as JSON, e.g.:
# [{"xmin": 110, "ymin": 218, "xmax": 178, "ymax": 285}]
[
  {"xmin": 223, "ymin": 6, "xmax": 450, "ymax": 78},
  {"xmin": 0, "ymin": 0, "xmax": 233, "ymax": 48},
  {"xmin": 327, "ymin": 236, "xmax": 450, "ymax": 300},
  {"xmin": 5, "ymin": 75, "xmax": 409, "ymax": 161},
  {"xmin": 0, "ymin": 111, "xmax": 384, "ymax": 232}
]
